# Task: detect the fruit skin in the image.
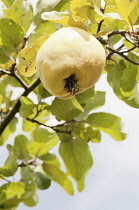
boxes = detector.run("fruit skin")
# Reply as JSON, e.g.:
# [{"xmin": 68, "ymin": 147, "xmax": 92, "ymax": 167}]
[{"xmin": 36, "ymin": 27, "xmax": 106, "ymax": 99}]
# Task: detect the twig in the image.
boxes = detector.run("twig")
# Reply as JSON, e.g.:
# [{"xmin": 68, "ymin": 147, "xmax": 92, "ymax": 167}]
[
  {"xmin": 0, "ymin": 78, "xmax": 41, "ymax": 136},
  {"xmin": 0, "ymin": 65, "xmax": 28, "ymax": 89},
  {"xmin": 123, "ymin": 33, "xmax": 139, "ymax": 48},
  {"xmin": 120, "ymin": 46, "xmax": 136, "ymax": 53},
  {"xmin": 97, "ymin": 19, "xmax": 104, "ymax": 33},
  {"xmin": 106, "ymin": 45, "xmax": 139, "ymax": 65},
  {"xmin": 106, "ymin": 43, "xmax": 124, "ymax": 60},
  {"xmin": 106, "ymin": 29, "xmax": 126, "ymax": 38},
  {"xmin": 0, "ymin": 68, "xmax": 11, "ymax": 76},
  {"xmin": 0, "ymin": 174, "xmax": 10, "ymax": 183},
  {"xmin": 26, "ymin": 117, "xmax": 72, "ymax": 134}
]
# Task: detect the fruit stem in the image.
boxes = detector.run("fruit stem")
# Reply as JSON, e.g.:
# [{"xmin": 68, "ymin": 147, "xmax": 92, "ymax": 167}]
[{"xmin": 64, "ymin": 74, "xmax": 79, "ymax": 95}]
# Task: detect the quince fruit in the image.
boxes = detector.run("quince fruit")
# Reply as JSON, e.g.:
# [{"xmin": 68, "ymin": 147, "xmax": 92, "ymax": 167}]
[{"xmin": 36, "ymin": 27, "xmax": 106, "ymax": 99}]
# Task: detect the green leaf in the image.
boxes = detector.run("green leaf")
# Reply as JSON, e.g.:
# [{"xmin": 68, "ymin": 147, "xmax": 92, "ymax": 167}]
[
  {"xmin": 87, "ymin": 112, "xmax": 127, "ymax": 141},
  {"xmin": 0, "ymin": 151, "xmax": 18, "ymax": 177},
  {"xmin": 106, "ymin": 59, "xmax": 139, "ymax": 108},
  {"xmin": 73, "ymin": 124, "xmax": 101, "ymax": 143},
  {"xmin": 71, "ymin": 96, "xmax": 84, "ymax": 112},
  {"xmin": 19, "ymin": 96, "xmax": 34, "ymax": 118},
  {"xmin": 41, "ymin": 10, "xmax": 86, "ymax": 29},
  {"xmin": 0, "ymin": 45, "xmax": 14, "ymax": 64},
  {"xmin": 48, "ymin": 98, "xmax": 82, "ymax": 121},
  {"xmin": 59, "ymin": 138, "xmax": 93, "ymax": 188},
  {"xmin": 41, "ymin": 11, "xmax": 70, "ymax": 21},
  {"xmin": 22, "ymin": 118, "xmax": 37, "ymax": 132},
  {"xmin": 28, "ymin": 128, "xmax": 59, "ymax": 157},
  {"xmin": 35, "ymin": 0, "xmax": 60, "ymax": 23},
  {"xmin": 13, "ymin": 135, "xmax": 29, "ymax": 160},
  {"xmin": 32, "ymin": 127, "xmax": 55, "ymax": 142},
  {"xmin": 0, "ymin": 182, "xmax": 25, "ymax": 209},
  {"xmin": 114, "ymin": 0, "xmax": 139, "ymax": 25},
  {"xmin": 20, "ymin": 167, "xmax": 38, "ymax": 207},
  {"xmin": 42, "ymin": 162, "xmax": 74, "ymax": 195},
  {"xmin": 34, "ymin": 165, "xmax": 51, "ymax": 190},
  {"xmin": 39, "ymin": 153, "xmax": 61, "ymax": 168},
  {"xmin": 16, "ymin": 35, "xmax": 49, "ymax": 77},
  {"xmin": 0, "ymin": 117, "xmax": 18, "ymax": 145},
  {"xmin": 0, "ymin": 18, "xmax": 24, "ymax": 48},
  {"xmin": 55, "ymin": 0, "xmax": 70, "ymax": 12},
  {"xmin": 86, "ymin": 127, "xmax": 101, "ymax": 143},
  {"xmin": 106, "ymin": 62, "xmax": 124, "ymax": 97},
  {"xmin": 4, "ymin": 0, "xmax": 33, "ymax": 32},
  {"xmin": 1, "ymin": 0, "xmax": 15, "ymax": 7},
  {"xmin": 28, "ymin": 21, "xmax": 55, "ymax": 46},
  {"xmin": 77, "ymin": 91, "xmax": 105, "ymax": 120},
  {"xmin": 22, "ymin": 182, "xmax": 38, "ymax": 207},
  {"xmin": 70, "ymin": 0, "xmax": 93, "ymax": 22}
]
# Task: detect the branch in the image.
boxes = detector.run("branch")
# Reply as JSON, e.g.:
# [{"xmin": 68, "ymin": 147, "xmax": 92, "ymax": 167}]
[
  {"xmin": 106, "ymin": 29, "xmax": 126, "ymax": 38},
  {"xmin": 123, "ymin": 33, "xmax": 139, "ymax": 48},
  {"xmin": 0, "ymin": 78, "xmax": 41, "ymax": 136},
  {"xmin": 0, "ymin": 68, "xmax": 11, "ymax": 76},
  {"xmin": 120, "ymin": 46, "xmax": 136, "ymax": 54},
  {"xmin": 0, "ymin": 174, "xmax": 10, "ymax": 183},
  {"xmin": 106, "ymin": 45, "xmax": 139, "ymax": 65},
  {"xmin": 26, "ymin": 118, "xmax": 72, "ymax": 134},
  {"xmin": 0, "ymin": 65, "xmax": 28, "ymax": 89}
]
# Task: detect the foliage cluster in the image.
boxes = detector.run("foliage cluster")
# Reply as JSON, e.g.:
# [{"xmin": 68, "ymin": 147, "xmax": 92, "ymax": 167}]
[{"xmin": 0, "ymin": 0, "xmax": 139, "ymax": 209}]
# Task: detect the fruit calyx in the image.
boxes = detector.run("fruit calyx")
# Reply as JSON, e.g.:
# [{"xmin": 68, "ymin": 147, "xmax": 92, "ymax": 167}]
[{"xmin": 64, "ymin": 74, "xmax": 79, "ymax": 95}]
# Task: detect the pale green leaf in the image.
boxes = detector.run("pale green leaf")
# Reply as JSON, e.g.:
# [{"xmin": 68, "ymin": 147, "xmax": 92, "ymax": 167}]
[
  {"xmin": 87, "ymin": 112, "xmax": 127, "ymax": 140},
  {"xmin": 28, "ymin": 128, "xmax": 59, "ymax": 157},
  {"xmin": 19, "ymin": 96, "xmax": 34, "ymax": 118},
  {"xmin": 121, "ymin": 66, "xmax": 138, "ymax": 97},
  {"xmin": 16, "ymin": 35, "xmax": 49, "ymax": 77},
  {"xmin": 0, "ymin": 117, "xmax": 18, "ymax": 145},
  {"xmin": 41, "ymin": 11, "xmax": 86, "ymax": 28},
  {"xmin": 114, "ymin": 0, "xmax": 139, "ymax": 25},
  {"xmin": 4, "ymin": 0, "xmax": 33, "ymax": 32},
  {"xmin": 0, "ymin": 18, "xmax": 24, "ymax": 48},
  {"xmin": 1, "ymin": 0, "xmax": 15, "ymax": 7},
  {"xmin": 75, "ymin": 87, "xmax": 95, "ymax": 104},
  {"xmin": 71, "ymin": 96, "xmax": 84, "ymax": 112},
  {"xmin": 22, "ymin": 118, "xmax": 37, "ymax": 132},
  {"xmin": 59, "ymin": 138, "xmax": 93, "ymax": 183},
  {"xmin": 34, "ymin": 165, "xmax": 51, "ymax": 190},
  {"xmin": 127, "ymin": 0, "xmax": 139, "ymax": 25},
  {"xmin": 13, "ymin": 135, "xmax": 29, "ymax": 160},
  {"xmin": 20, "ymin": 167, "xmax": 38, "ymax": 207},
  {"xmin": 77, "ymin": 91, "xmax": 105, "ymax": 120},
  {"xmin": 1, "ymin": 182, "xmax": 25, "ymax": 199},
  {"xmin": 28, "ymin": 21, "xmax": 55, "ymax": 46},
  {"xmin": 39, "ymin": 153, "xmax": 61, "ymax": 168},
  {"xmin": 85, "ymin": 126, "xmax": 101, "ymax": 143},
  {"xmin": 48, "ymin": 98, "xmax": 82, "ymax": 121},
  {"xmin": 55, "ymin": 0, "xmax": 70, "ymax": 12},
  {"xmin": 73, "ymin": 124, "xmax": 101, "ymax": 143},
  {"xmin": 35, "ymin": 0, "xmax": 60, "ymax": 23},
  {"xmin": 22, "ymin": 182, "xmax": 38, "ymax": 207},
  {"xmin": 0, "ymin": 182, "xmax": 25, "ymax": 209},
  {"xmin": 41, "ymin": 11, "xmax": 70, "ymax": 21},
  {"xmin": 43, "ymin": 162, "xmax": 74, "ymax": 195},
  {"xmin": 70, "ymin": 0, "xmax": 93, "ymax": 22},
  {"xmin": 92, "ymin": 0, "xmax": 101, "ymax": 8},
  {"xmin": 0, "ymin": 45, "xmax": 14, "ymax": 64},
  {"xmin": 0, "ymin": 151, "xmax": 18, "ymax": 177}
]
